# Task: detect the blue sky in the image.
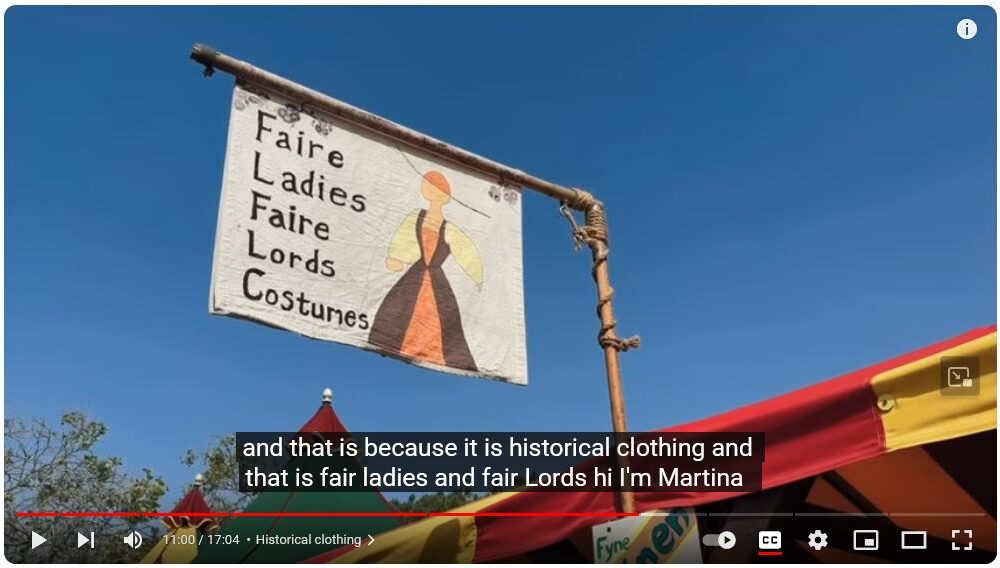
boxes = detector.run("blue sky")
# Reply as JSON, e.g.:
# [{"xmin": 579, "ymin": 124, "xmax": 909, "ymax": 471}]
[{"xmin": 5, "ymin": 6, "xmax": 996, "ymax": 505}]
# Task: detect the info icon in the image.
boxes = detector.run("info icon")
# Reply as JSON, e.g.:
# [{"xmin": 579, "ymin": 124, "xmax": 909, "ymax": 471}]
[
  {"xmin": 940, "ymin": 356, "xmax": 980, "ymax": 396},
  {"xmin": 957, "ymin": 19, "xmax": 978, "ymax": 40}
]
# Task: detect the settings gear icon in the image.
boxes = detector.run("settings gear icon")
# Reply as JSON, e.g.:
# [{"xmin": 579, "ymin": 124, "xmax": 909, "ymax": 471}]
[{"xmin": 807, "ymin": 530, "xmax": 829, "ymax": 551}]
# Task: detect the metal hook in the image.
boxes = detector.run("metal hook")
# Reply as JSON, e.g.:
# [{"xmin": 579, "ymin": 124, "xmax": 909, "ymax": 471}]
[{"xmin": 558, "ymin": 202, "xmax": 585, "ymax": 250}]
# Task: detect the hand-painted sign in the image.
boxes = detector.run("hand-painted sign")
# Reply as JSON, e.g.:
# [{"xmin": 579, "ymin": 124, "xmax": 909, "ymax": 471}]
[
  {"xmin": 590, "ymin": 510, "xmax": 702, "ymax": 563},
  {"xmin": 210, "ymin": 83, "xmax": 527, "ymax": 384}
]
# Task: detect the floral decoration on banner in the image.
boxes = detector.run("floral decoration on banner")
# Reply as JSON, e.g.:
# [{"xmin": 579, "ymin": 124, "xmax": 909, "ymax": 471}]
[
  {"xmin": 313, "ymin": 118, "xmax": 333, "ymax": 137},
  {"xmin": 488, "ymin": 182, "xmax": 520, "ymax": 205},
  {"xmin": 277, "ymin": 104, "xmax": 303, "ymax": 124},
  {"xmin": 234, "ymin": 86, "xmax": 270, "ymax": 111}
]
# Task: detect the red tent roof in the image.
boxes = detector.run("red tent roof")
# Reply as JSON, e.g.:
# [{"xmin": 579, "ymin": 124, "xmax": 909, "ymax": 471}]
[
  {"xmin": 165, "ymin": 483, "xmax": 219, "ymax": 531},
  {"xmin": 298, "ymin": 388, "xmax": 349, "ymax": 434},
  {"xmin": 170, "ymin": 486, "xmax": 212, "ymax": 515}
]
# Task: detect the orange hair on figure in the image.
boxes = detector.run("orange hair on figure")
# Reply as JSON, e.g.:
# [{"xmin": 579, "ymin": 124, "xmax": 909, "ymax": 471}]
[{"xmin": 423, "ymin": 171, "xmax": 451, "ymax": 195}]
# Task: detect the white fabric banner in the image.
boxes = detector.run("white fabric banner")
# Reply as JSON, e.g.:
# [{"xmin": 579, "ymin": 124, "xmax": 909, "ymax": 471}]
[{"xmin": 210, "ymin": 83, "xmax": 527, "ymax": 384}]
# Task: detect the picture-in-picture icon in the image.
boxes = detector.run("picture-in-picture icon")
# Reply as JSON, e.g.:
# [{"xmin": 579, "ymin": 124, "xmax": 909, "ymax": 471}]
[
  {"xmin": 947, "ymin": 366, "xmax": 973, "ymax": 388},
  {"xmin": 940, "ymin": 356, "xmax": 980, "ymax": 396},
  {"xmin": 853, "ymin": 530, "xmax": 879, "ymax": 551}
]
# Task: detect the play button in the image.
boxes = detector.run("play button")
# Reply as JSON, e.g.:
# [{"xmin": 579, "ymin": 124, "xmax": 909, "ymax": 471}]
[{"xmin": 31, "ymin": 531, "xmax": 47, "ymax": 550}]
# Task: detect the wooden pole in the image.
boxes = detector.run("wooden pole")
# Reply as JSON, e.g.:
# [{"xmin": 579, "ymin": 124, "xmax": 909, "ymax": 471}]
[
  {"xmin": 576, "ymin": 203, "xmax": 639, "ymax": 514},
  {"xmin": 595, "ymin": 261, "xmax": 637, "ymax": 514},
  {"xmin": 191, "ymin": 44, "xmax": 638, "ymax": 513}
]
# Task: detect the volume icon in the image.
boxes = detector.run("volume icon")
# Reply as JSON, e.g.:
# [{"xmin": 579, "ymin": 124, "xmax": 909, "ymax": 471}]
[{"xmin": 123, "ymin": 531, "xmax": 143, "ymax": 549}]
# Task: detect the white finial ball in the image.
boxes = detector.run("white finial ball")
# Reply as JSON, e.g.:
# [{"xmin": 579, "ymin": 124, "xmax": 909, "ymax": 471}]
[
  {"xmin": 322, "ymin": 388, "xmax": 333, "ymax": 403},
  {"xmin": 194, "ymin": 473, "xmax": 204, "ymax": 486}
]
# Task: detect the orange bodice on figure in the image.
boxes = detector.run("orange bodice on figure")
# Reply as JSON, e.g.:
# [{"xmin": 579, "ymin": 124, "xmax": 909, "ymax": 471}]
[{"xmin": 400, "ymin": 228, "xmax": 446, "ymax": 364}]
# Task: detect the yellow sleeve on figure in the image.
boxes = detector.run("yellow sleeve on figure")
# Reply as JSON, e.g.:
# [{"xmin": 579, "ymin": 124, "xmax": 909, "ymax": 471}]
[
  {"xmin": 388, "ymin": 211, "xmax": 421, "ymax": 265},
  {"xmin": 444, "ymin": 224, "xmax": 484, "ymax": 286}
]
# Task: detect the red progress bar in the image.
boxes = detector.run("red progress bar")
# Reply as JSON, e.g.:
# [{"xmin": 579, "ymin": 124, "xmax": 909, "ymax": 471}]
[
  {"xmin": 757, "ymin": 551, "xmax": 784, "ymax": 556},
  {"xmin": 231, "ymin": 512, "xmax": 425, "ymax": 517},
  {"xmin": 63, "ymin": 513, "xmax": 143, "ymax": 518},
  {"xmin": 19, "ymin": 511, "xmax": 637, "ymax": 518},
  {"xmin": 19, "ymin": 512, "xmax": 230, "ymax": 518},
  {"xmin": 159, "ymin": 512, "xmax": 228, "ymax": 517},
  {"xmin": 428, "ymin": 512, "xmax": 638, "ymax": 517}
]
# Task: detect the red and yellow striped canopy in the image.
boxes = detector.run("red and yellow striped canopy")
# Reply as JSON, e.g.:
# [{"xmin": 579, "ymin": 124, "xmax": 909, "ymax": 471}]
[{"xmin": 308, "ymin": 325, "xmax": 996, "ymax": 563}]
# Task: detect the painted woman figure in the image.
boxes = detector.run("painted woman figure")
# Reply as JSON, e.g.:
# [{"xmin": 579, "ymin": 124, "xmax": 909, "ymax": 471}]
[{"xmin": 369, "ymin": 171, "xmax": 483, "ymax": 372}]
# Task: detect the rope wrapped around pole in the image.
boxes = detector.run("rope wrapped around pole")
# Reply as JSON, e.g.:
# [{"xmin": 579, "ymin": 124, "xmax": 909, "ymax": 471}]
[
  {"xmin": 560, "ymin": 201, "xmax": 642, "ymax": 353},
  {"xmin": 585, "ymin": 205, "xmax": 641, "ymax": 353}
]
